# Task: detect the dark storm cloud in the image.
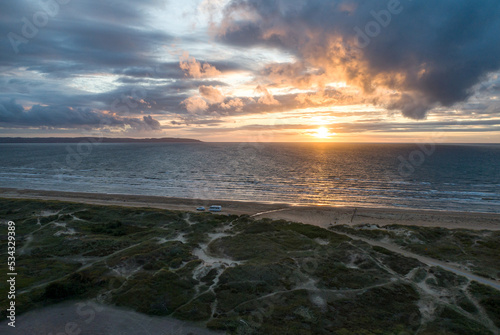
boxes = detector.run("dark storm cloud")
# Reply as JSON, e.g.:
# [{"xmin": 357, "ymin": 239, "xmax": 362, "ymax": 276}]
[
  {"xmin": 1, "ymin": 21, "xmax": 171, "ymax": 73},
  {"xmin": 0, "ymin": 0, "xmax": 256, "ymax": 132},
  {"xmin": 0, "ymin": 78, "xmax": 190, "ymax": 119},
  {"xmin": 0, "ymin": 0, "xmax": 192, "ymax": 129},
  {"xmin": 142, "ymin": 115, "xmax": 161, "ymax": 130},
  {"xmin": 0, "ymin": 0, "xmax": 165, "ymax": 23},
  {"xmin": 1, "ymin": 0, "xmax": 171, "ymax": 65},
  {"xmin": 218, "ymin": 0, "xmax": 500, "ymax": 119},
  {"xmin": 0, "ymin": 99, "xmax": 162, "ymax": 130}
]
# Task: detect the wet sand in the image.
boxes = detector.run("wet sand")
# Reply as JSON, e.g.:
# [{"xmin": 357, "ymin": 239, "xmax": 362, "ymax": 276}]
[{"xmin": 1, "ymin": 188, "xmax": 500, "ymax": 230}]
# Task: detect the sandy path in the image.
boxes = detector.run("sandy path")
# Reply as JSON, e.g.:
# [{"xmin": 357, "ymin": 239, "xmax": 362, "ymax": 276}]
[
  {"xmin": 335, "ymin": 231, "xmax": 500, "ymax": 291},
  {"xmin": 18, "ymin": 240, "xmax": 148, "ymax": 294}
]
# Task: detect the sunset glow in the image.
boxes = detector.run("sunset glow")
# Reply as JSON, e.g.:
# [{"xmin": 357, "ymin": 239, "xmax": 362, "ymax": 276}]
[
  {"xmin": 313, "ymin": 126, "xmax": 334, "ymax": 139},
  {"xmin": 1, "ymin": 2, "xmax": 500, "ymax": 334},
  {"xmin": 1, "ymin": 1, "xmax": 499, "ymax": 143}
]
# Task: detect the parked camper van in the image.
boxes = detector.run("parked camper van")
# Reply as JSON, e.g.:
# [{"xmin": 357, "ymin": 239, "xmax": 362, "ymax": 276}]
[{"xmin": 209, "ymin": 205, "xmax": 222, "ymax": 212}]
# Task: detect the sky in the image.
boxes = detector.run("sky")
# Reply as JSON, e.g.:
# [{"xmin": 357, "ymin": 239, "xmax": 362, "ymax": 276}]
[{"xmin": 1, "ymin": 0, "xmax": 500, "ymax": 142}]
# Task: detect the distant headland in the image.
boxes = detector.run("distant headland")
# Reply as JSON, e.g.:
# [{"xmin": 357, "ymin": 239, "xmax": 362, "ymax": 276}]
[{"xmin": 0, "ymin": 137, "xmax": 202, "ymax": 143}]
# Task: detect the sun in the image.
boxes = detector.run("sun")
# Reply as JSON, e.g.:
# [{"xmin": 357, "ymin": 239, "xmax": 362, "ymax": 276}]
[{"xmin": 313, "ymin": 126, "xmax": 332, "ymax": 139}]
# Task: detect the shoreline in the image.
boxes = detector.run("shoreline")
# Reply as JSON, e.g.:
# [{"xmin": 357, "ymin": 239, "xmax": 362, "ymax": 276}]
[{"xmin": 1, "ymin": 187, "xmax": 500, "ymax": 230}]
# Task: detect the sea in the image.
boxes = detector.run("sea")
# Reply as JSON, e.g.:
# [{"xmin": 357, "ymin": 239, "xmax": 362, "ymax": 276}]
[{"xmin": 0, "ymin": 142, "xmax": 499, "ymax": 213}]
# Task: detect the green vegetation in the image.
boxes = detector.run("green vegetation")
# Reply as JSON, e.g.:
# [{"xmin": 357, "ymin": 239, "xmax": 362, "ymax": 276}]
[
  {"xmin": 469, "ymin": 281, "xmax": 500, "ymax": 328},
  {"xmin": 331, "ymin": 224, "xmax": 500, "ymax": 281},
  {"xmin": 0, "ymin": 198, "xmax": 499, "ymax": 334},
  {"xmin": 421, "ymin": 305, "xmax": 492, "ymax": 335}
]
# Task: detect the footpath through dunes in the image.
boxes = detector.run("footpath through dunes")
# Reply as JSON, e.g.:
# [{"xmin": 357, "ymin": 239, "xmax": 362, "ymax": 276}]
[{"xmin": 331, "ymin": 231, "xmax": 500, "ymax": 291}]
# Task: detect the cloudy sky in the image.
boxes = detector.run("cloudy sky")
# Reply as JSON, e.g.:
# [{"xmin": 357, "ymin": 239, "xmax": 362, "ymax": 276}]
[{"xmin": 1, "ymin": 0, "xmax": 500, "ymax": 142}]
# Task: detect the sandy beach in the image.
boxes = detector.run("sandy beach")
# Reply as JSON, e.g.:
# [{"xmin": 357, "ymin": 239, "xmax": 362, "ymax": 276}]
[{"xmin": 2, "ymin": 187, "xmax": 500, "ymax": 231}]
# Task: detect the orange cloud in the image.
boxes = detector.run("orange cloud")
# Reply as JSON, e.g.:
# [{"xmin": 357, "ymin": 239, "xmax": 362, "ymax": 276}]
[
  {"xmin": 199, "ymin": 85, "xmax": 225, "ymax": 104},
  {"xmin": 181, "ymin": 96, "xmax": 209, "ymax": 113},
  {"xmin": 218, "ymin": 1, "xmax": 500, "ymax": 119},
  {"xmin": 256, "ymin": 85, "xmax": 279, "ymax": 105},
  {"xmin": 220, "ymin": 98, "xmax": 244, "ymax": 110},
  {"xmin": 179, "ymin": 52, "xmax": 221, "ymax": 78}
]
